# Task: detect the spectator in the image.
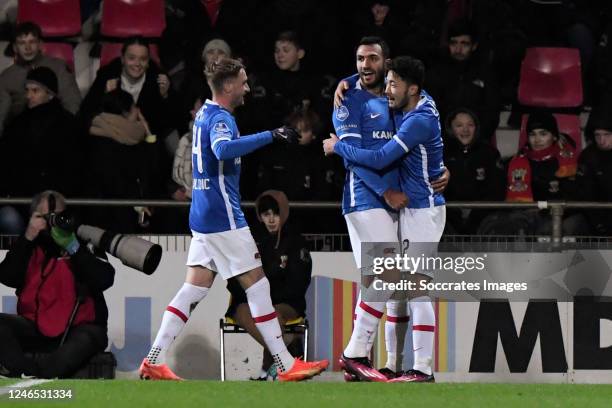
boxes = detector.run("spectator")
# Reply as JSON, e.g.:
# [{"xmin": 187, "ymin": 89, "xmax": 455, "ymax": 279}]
[
  {"xmin": 245, "ymin": 31, "xmax": 323, "ymax": 132},
  {"xmin": 350, "ymin": 1, "xmax": 409, "ymax": 55},
  {"xmin": 178, "ymin": 38, "xmax": 232, "ymax": 133},
  {"xmin": 226, "ymin": 190, "xmax": 312, "ymax": 380},
  {"xmin": 443, "ymin": 109, "xmax": 505, "ymax": 234},
  {"xmin": 499, "ymin": 112, "xmax": 587, "ymax": 235},
  {"xmin": 86, "ymin": 89, "xmax": 157, "ymax": 233},
  {"xmin": 0, "ymin": 22, "xmax": 81, "ymax": 138},
  {"xmin": 0, "ymin": 191, "xmax": 114, "ymax": 378},
  {"xmin": 0, "ymin": 67, "xmax": 82, "ymax": 199},
  {"xmin": 425, "ymin": 19, "xmax": 501, "ymax": 141},
  {"xmin": 577, "ymin": 104, "xmax": 612, "ymax": 235},
  {"xmin": 79, "ymin": 36, "xmax": 178, "ymax": 138},
  {"xmin": 256, "ymin": 108, "xmax": 330, "ymax": 201}
]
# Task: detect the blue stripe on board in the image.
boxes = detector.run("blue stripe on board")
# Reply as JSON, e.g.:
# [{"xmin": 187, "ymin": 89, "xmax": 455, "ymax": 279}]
[
  {"xmin": 2, "ymin": 296, "xmax": 16, "ymax": 314},
  {"xmin": 314, "ymin": 277, "xmax": 332, "ymax": 363},
  {"xmin": 305, "ymin": 281, "xmax": 315, "ymax": 359}
]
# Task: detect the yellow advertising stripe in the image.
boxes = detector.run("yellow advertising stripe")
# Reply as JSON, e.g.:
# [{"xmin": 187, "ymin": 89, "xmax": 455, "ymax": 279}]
[
  {"xmin": 437, "ymin": 300, "xmax": 448, "ymax": 372},
  {"xmin": 342, "ymin": 281, "xmax": 354, "ymax": 347}
]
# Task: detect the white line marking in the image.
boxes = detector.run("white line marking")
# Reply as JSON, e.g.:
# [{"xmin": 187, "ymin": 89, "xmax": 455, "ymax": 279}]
[{"xmin": 0, "ymin": 379, "xmax": 53, "ymax": 396}]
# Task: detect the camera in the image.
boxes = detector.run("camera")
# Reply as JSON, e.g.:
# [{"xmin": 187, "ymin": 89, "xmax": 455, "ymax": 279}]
[{"xmin": 45, "ymin": 211, "xmax": 162, "ymax": 275}]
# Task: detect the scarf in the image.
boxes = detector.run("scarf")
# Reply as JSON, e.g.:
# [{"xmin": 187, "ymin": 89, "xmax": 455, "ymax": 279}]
[
  {"xmin": 506, "ymin": 138, "xmax": 577, "ymax": 202},
  {"xmin": 90, "ymin": 113, "xmax": 147, "ymax": 145}
]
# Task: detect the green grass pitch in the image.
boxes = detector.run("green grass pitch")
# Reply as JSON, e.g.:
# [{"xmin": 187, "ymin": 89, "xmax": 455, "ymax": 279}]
[{"xmin": 2, "ymin": 380, "xmax": 612, "ymax": 408}]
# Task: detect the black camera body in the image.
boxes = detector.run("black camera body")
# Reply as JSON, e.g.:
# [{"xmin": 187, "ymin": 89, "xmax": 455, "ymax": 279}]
[{"xmin": 44, "ymin": 210, "xmax": 78, "ymax": 232}]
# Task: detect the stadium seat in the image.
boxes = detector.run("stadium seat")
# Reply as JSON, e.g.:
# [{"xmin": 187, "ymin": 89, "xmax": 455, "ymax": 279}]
[
  {"xmin": 519, "ymin": 113, "xmax": 582, "ymax": 152},
  {"xmin": 43, "ymin": 42, "xmax": 74, "ymax": 72},
  {"xmin": 17, "ymin": 0, "xmax": 81, "ymax": 37},
  {"xmin": 518, "ymin": 48, "xmax": 583, "ymax": 108},
  {"xmin": 101, "ymin": 0, "xmax": 165, "ymax": 38},
  {"xmin": 219, "ymin": 317, "xmax": 309, "ymax": 381},
  {"xmin": 99, "ymin": 42, "xmax": 160, "ymax": 69}
]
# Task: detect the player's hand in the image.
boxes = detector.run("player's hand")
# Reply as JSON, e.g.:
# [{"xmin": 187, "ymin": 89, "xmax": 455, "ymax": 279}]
[
  {"xmin": 431, "ymin": 167, "xmax": 450, "ymax": 193},
  {"xmin": 323, "ymin": 133, "xmax": 339, "ymax": 155},
  {"xmin": 105, "ymin": 78, "xmax": 119, "ymax": 93},
  {"xmin": 333, "ymin": 80, "xmax": 350, "ymax": 108},
  {"xmin": 383, "ymin": 189, "xmax": 409, "ymax": 210},
  {"xmin": 272, "ymin": 126, "xmax": 300, "ymax": 144},
  {"xmin": 157, "ymin": 74, "xmax": 170, "ymax": 98},
  {"xmin": 24, "ymin": 212, "xmax": 47, "ymax": 241}
]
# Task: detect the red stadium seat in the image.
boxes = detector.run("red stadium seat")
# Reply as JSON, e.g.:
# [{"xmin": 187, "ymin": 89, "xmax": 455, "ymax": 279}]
[
  {"xmin": 518, "ymin": 48, "xmax": 583, "ymax": 108},
  {"xmin": 101, "ymin": 0, "xmax": 165, "ymax": 38},
  {"xmin": 17, "ymin": 0, "xmax": 81, "ymax": 37},
  {"xmin": 99, "ymin": 42, "xmax": 160, "ymax": 69},
  {"xmin": 519, "ymin": 113, "xmax": 582, "ymax": 152},
  {"xmin": 42, "ymin": 42, "xmax": 74, "ymax": 72}
]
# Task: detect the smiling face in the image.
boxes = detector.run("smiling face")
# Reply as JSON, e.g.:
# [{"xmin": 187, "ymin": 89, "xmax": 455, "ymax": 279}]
[
  {"xmin": 356, "ymin": 44, "xmax": 386, "ymax": 91},
  {"xmin": 384, "ymin": 69, "xmax": 414, "ymax": 110},
  {"xmin": 451, "ymin": 112, "xmax": 477, "ymax": 145},
  {"xmin": 225, "ymin": 68, "xmax": 250, "ymax": 109},
  {"xmin": 121, "ymin": 44, "xmax": 149, "ymax": 80}
]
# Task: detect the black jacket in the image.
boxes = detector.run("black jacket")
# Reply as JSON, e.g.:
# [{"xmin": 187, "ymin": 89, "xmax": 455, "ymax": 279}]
[
  {"xmin": 577, "ymin": 144, "xmax": 612, "ymax": 234},
  {"xmin": 444, "ymin": 138, "xmax": 506, "ymax": 201},
  {"xmin": 0, "ymin": 236, "xmax": 115, "ymax": 328},
  {"xmin": 426, "ymin": 56, "xmax": 501, "ymax": 140},
  {"xmin": 0, "ymin": 99, "xmax": 82, "ymax": 197}
]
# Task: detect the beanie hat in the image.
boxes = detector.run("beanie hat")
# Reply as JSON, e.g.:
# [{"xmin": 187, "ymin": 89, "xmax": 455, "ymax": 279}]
[
  {"xmin": 26, "ymin": 66, "xmax": 58, "ymax": 95},
  {"xmin": 526, "ymin": 112, "xmax": 559, "ymax": 137},
  {"xmin": 203, "ymin": 38, "xmax": 231, "ymax": 59}
]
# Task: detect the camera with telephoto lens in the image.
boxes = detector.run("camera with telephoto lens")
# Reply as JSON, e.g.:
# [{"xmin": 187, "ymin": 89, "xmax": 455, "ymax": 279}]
[{"xmin": 44, "ymin": 211, "xmax": 162, "ymax": 275}]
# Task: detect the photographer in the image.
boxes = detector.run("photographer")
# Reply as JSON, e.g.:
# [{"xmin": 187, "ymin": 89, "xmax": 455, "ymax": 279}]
[{"xmin": 0, "ymin": 191, "xmax": 115, "ymax": 378}]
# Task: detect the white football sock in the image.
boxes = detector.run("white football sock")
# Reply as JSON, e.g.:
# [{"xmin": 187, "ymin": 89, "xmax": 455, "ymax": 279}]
[
  {"xmin": 246, "ymin": 278, "xmax": 294, "ymax": 372},
  {"xmin": 147, "ymin": 282, "xmax": 209, "ymax": 364},
  {"xmin": 410, "ymin": 296, "xmax": 435, "ymax": 375},
  {"xmin": 385, "ymin": 300, "xmax": 409, "ymax": 372},
  {"xmin": 344, "ymin": 300, "xmax": 384, "ymax": 358}
]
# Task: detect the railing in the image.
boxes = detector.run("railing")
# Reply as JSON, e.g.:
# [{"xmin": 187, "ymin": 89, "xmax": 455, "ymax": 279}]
[{"xmin": 1, "ymin": 198, "xmax": 611, "ymax": 250}]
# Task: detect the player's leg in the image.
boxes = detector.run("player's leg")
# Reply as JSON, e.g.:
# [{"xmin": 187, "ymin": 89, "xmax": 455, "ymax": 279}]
[
  {"xmin": 381, "ymin": 297, "xmax": 410, "ymax": 379},
  {"xmin": 341, "ymin": 209, "xmax": 398, "ymax": 382},
  {"xmin": 212, "ymin": 226, "xmax": 327, "ymax": 381},
  {"xmin": 390, "ymin": 206, "xmax": 445, "ymax": 383},
  {"xmin": 140, "ymin": 232, "xmax": 216, "ymax": 380},
  {"xmin": 236, "ymin": 267, "xmax": 328, "ymax": 381}
]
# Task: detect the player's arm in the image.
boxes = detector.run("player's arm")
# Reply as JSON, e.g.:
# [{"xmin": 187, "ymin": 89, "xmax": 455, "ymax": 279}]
[
  {"xmin": 342, "ymin": 136, "xmax": 393, "ymax": 196},
  {"xmin": 329, "ymin": 116, "xmax": 428, "ymax": 170},
  {"xmin": 211, "ymin": 123, "xmax": 273, "ymax": 161}
]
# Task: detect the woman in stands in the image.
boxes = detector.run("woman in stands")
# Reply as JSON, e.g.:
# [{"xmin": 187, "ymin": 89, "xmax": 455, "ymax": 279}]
[{"xmin": 443, "ymin": 108, "xmax": 505, "ymax": 234}]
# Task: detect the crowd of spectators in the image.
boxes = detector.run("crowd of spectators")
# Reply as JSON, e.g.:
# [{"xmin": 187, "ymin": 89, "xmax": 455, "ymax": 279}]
[{"xmin": 0, "ymin": 0, "xmax": 611, "ymax": 236}]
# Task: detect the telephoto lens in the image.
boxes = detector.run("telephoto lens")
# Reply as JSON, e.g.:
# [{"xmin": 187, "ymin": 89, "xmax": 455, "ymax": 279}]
[{"xmin": 76, "ymin": 225, "xmax": 162, "ymax": 275}]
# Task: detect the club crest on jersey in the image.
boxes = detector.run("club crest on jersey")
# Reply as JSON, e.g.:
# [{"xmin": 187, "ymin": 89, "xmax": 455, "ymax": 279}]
[
  {"xmin": 214, "ymin": 122, "xmax": 231, "ymax": 134},
  {"xmin": 336, "ymin": 105, "xmax": 349, "ymax": 121}
]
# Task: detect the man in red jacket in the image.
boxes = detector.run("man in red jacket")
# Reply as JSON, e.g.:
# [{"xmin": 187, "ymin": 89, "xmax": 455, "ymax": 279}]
[{"xmin": 0, "ymin": 191, "xmax": 115, "ymax": 378}]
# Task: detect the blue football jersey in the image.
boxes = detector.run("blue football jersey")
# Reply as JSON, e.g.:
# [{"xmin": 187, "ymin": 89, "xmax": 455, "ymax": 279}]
[
  {"xmin": 332, "ymin": 79, "xmax": 399, "ymax": 215},
  {"xmin": 334, "ymin": 91, "xmax": 445, "ymax": 209},
  {"xmin": 189, "ymin": 100, "xmax": 248, "ymax": 233},
  {"xmin": 393, "ymin": 91, "xmax": 445, "ymax": 208}
]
